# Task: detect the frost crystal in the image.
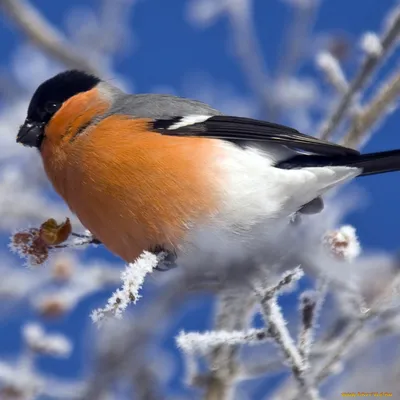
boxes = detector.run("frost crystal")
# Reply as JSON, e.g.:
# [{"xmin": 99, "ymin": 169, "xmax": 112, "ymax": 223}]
[{"xmin": 91, "ymin": 251, "xmax": 164, "ymax": 325}]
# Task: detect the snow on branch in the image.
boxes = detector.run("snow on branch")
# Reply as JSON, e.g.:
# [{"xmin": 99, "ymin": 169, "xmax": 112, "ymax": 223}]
[
  {"xmin": 256, "ymin": 270, "xmax": 304, "ymax": 371},
  {"xmin": 342, "ymin": 69, "xmax": 400, "ymax": 148},
  {"xmin": 319, "ymin": 5, "xmax": 400, "ymax": 140},
  {"xmin": 360, "ymin": 32, "xmax": 383, "ymax": 57},
  {"xmin": 91, "ymin": 251, "xmax": 166, "ymax": 326},
  {"xmin": 176, "ymin": 328, "xmax": 271, "ymax": 355},
  {"xmin": 262, "ymin": 266, "xmax": 304, "ymax": 299},
  {"xmin": 254, "ymin": 267, "xmax": 320, "ymax": 400},
  {"xmin": 316, "ymin": 51, "xmax": 348, "ymax": 94},
  {"xmin": 177, "ymin": 290, "xmax": 257, "ymax": 399}
]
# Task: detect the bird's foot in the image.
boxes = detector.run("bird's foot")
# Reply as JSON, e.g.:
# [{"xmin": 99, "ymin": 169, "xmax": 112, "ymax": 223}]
[{"xmin": 149, "ymin": 245, "xmax": 178, "ymax": 272}]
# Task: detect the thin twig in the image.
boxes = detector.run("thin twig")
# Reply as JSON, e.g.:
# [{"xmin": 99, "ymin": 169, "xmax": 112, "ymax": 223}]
[
  {"xmin": 90, "ymin": 251, "xmax": 165, "ymax": 325},
  {"xmin": 256, "ymin": 269, "xmax": 320, "ymax": 400},
  {"xmin": 298, "ymin": 291, "xmax": 317, "ymax": 366},
  {"xmin": 50, "ymin": 237, "xmax": 100, "ymax": 249},
  {"xmin": 177, "ymin": 328, "xmax": 271, "ymax": 354},
  {"xmin": 313, "ymin": 313, "xmax": 368, "ymax": 384},
  {"xmin": 319, "ymin": 6, "xmax": 400, "ymax": 140},
  {"xmin": 0, "ymin": 0, "xmax": 99, "ymax": 74},
  {"xmin": 308, "ymin": 271, "xmax": 400, "ymax": 394},
  {"xmin": 271, "ymin": 271, "xmax": 400, "ymax": 400},
  {"xmin": 259, "ymin": 296, "xmax": 319, "ymax": 400}
]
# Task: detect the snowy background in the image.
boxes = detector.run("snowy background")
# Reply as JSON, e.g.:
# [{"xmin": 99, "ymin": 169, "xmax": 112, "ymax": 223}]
[{"xmin": 0, "ymin": 0, "xmax": 400, "ymax": 399}]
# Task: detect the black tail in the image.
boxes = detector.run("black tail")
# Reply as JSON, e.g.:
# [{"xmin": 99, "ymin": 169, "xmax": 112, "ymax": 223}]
[{"xmin": 277, "ymin": 149, "xmax": 400, "ymax": 177}]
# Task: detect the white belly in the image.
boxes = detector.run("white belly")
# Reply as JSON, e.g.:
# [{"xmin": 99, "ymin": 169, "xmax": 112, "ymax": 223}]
[{"xmin": 178, "ymin": 141, "xmax": 360, "ymax": 266}]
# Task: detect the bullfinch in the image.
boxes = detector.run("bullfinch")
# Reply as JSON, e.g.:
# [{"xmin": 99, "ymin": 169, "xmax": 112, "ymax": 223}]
[{"xmin": 16, "ymin": 70, "xmax": 400, "ymax": 265}]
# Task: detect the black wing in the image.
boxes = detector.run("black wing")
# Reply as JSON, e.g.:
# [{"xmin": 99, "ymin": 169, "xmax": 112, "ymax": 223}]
[{"xmin": 152, "ymin": 115, "xmax": 359, "ymax": 157}]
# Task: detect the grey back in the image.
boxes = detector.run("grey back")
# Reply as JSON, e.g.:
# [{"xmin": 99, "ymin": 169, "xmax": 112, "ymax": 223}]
[{"xmin": 108, "ymin": 93, "xmax": 223, "ymax": 120}]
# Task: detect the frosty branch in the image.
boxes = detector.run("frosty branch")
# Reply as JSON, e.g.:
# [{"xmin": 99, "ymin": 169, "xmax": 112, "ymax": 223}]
[
  {"xmin": 0, "ymin": 0, "xmax": 99, "ymax": 74},
  {"xmin": 319, "ymin": 5, "xmax": 400, "ymax": 140}
]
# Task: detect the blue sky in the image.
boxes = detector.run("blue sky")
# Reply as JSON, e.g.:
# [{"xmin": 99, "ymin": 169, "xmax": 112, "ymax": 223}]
[{"xmin": 0, "ymin": 0, "xmax": 399, "ymax": 398}]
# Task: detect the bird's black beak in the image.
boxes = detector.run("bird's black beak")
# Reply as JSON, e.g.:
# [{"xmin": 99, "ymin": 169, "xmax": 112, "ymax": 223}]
[{"xmin": 17, "ymin": 119, "xmax": 44, "ymax": 148}]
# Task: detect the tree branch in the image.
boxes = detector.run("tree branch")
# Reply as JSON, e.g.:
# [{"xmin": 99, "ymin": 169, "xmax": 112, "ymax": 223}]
[
  {"xmin": 256, "ymin": 268, "xmax": 320, "ymax": 400},
  {"xmin": 203, "ymin": 289, "xmax": 256, "ymax": 400},
  {"xmin": 318, "ymin": 6, "xmax": 400, "ymax": 140},
  {"xmin": 341, "ymin": 69, "xmax": 400, "ymax": 148},
  {"xmin": 0, "ymin": 0, "xmax": 99, "ymax": 74}
]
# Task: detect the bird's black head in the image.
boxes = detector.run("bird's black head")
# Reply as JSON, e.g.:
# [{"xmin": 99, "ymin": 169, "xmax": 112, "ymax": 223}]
[{"xmin": 17, "ymin": 70, "xmax": 101, "ymax": 149}]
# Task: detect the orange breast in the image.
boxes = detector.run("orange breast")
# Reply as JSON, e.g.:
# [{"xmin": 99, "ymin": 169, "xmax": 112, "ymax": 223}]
[{"xmin": 41, "ymin": 116, "xmax": 223, "ymax": 262}]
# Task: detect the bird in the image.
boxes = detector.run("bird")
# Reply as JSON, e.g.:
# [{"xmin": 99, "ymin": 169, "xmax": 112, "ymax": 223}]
[{"xmin": 16, "ymin": 70, "xmax": 400, "ymax": 266}]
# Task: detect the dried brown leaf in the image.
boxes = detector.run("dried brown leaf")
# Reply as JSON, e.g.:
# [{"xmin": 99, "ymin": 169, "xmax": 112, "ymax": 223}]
[{"xmin": 39, "ymin": 218, "xmax": 72, "ymax": 246}]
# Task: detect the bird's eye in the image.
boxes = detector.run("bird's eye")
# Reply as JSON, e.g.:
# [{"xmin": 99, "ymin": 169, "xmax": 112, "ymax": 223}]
[{"xmin": 44, "ymin": 101, "xmax": 61, "ymax": 114}]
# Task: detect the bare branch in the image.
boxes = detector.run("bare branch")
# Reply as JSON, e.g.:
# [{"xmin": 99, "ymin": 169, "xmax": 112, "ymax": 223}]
[{"xmin": 0, "ymin": 0, "xmax": 99, "ymax": 74}]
